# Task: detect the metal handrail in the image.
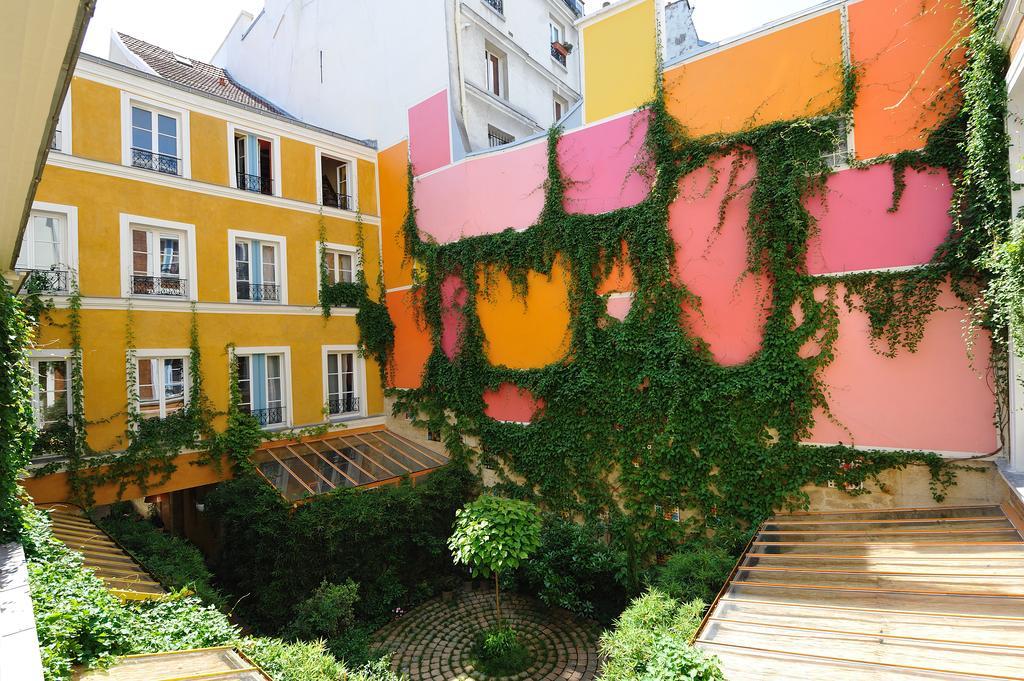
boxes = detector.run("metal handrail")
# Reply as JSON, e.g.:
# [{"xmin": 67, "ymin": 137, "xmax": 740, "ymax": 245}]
[
  {"xmin": 236, "ymin": 171, "xmax": 273, "ymax": 195},
  {"xmin": 131, "ymin": 147, "xmax": 182, "ymax": 176},
  {"xmin": 245, "ymin": 405, "xmax": 287, "ymax": 426},
  {"xmin": 236, "ymin": 282, "xmax": 281, "ymax": 302},
  {"xmin": 20, "ymin": 268, "xmax": 70, "ymax": 293},
  {"xmin": 328, "ymin": 395, "xmax": 360, "ymax": 416},
  {"xmin": 131, "ymin": 275, "xmax": 187, "ymax": 297}
]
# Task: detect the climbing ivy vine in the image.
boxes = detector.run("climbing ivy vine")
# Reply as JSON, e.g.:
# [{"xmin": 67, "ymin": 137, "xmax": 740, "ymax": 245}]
[{"xmin": 392, "ymin": 4, "xmax": 1008, "ymax": 555}]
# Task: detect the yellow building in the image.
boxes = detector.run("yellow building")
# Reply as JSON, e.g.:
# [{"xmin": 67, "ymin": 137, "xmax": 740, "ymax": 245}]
[{"xmin": 20, "ymin": 37, "xmax": 393, "ymax": 502}]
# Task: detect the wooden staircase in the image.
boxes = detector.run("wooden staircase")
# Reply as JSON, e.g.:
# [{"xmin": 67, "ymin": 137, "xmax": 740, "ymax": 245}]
[
  {"xmin": 41, "ymin": 503, "xmax": 165, "ymax": 600},
  {"xmin": 696, "ymin": 504, "xmax": 1024, "ymax": 680}
]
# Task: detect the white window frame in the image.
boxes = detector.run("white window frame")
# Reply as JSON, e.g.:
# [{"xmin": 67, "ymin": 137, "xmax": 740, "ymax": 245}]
[
  {"xmin": 315, "ymin": 148, "xmax": 358, "ymax": 212},
  {"xmin": 315, "ymin": 241, "xmax": 362, "ymax": 303},
  {"xmin": 120, "ymin": 91, "xmax": 191, "ymax": 178},
  {"xmin": 553, "ymin": 94, "xmax": 568, "ymax": 123},
  {"xmin": 228, "ymin": 229, "xmax": 289, "ymax": 305},
  {"xmin": 485, "ymin": 46, "xmax": 507, "ymax": 99},
  {"xmin": 52, "ymin": 92, "xmax": 72, "ymax": 154},
  {"xmin": 321, "ymin": 344, "xmax": 367, "ymax": 421},
  {"xmin": 119, "ymin": 214, "xmax": 198, "ymax": 301},
  {"xmin": 17, "ymin": 201, "xmax": 79, "ymax": 274},
  {"xmin": 28, "ymin": 349, "xmax": 74, "ymax": 429},
  {"xmin": 226, "ymin": 122, "xmax": 282, "ymax": 198},
  {"xmin": 131, "ymin": 349, "xmax": 191, "ymax": 419},
  {"xmin": 232, "ymin": 346, "xmax": 293, "ymax": 429}
]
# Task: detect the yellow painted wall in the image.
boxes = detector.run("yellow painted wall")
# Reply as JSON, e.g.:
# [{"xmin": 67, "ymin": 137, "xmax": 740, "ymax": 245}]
[
  {"xmin": 70, "ymin": 77, "xmax": 120, "ymax": 163},
  {"xmin": 663, "ymin": 11, "xmax": 843, "ymax": 137},
  {"xmin": 582, "ymin": 0, "xmax": 657, "ymax": 123},
  {"xmin": 281, "ymin": 136, "xmax": 317, "ymax": 204},
  {"xmin": 476, "ymin": 260, "xmax": 571, "ymax": 369},
  {"xmin": 378, "ymin": 141, "xmax": 413, "ymax": 290},
  {"xmin": 36, "ymin": 165, "xmax": 377, "ymax": 305},
  {"xmin": 189, "ymin": 111, "xmax": 228, "ymax": 185},
  {"xmin": 357, "ymin": 159, "xmax": 379, "ymax": 217}
]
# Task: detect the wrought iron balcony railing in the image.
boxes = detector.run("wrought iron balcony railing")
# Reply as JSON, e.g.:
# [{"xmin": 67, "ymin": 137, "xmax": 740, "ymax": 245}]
[
  {"xmin": 236, "ymin": 171, "xmax": 274, "ymax": 195},
  {"xmin": 131, "ymin": 147, "xmax": 182, "ymax": 176},
  {"xmin": 131, "ymin": 275, "xmax": 187, "ymax": 297},
  {"xmin": 328, "ymin": 395, "xmax": 360, "ymax": 416},
  {"xmin": 21, "ymin": 268, "xmax": 69, "ymax": 294},
  {"xmin": 483, "ymin": 0, "xmax": 503, "ymax": 13},
  {"xmin": 322, "ymin": 189, "xmax": 353, "ymax": 211},
  {"xmin": 488, "ymin": 130, "xmax": 514, "ymax": 148},
  {"xmin": 551, "ymin": 43, "xmax": 567, "ymax": 66},
  {"xmin": 244, "ymin": 405, "xmax": 286, "ymax": 427},
  {"xmin": 236, "ymin": 282, "xmax": 281, "ymax": 302}
]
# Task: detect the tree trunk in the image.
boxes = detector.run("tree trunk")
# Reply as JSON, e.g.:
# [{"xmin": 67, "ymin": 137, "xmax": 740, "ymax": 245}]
[{"xmin": 495, "ymin": 571, "xmax": 502, "ymax": 622}]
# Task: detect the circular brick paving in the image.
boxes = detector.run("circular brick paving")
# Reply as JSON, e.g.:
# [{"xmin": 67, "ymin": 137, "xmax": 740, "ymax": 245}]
[{"xmin": 374, "ymin": 588, "xmax": 602, "ymax": 681}]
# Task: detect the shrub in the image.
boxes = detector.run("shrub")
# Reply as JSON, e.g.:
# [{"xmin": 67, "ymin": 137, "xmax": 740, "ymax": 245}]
[
  {"xmin": 518, "ymin": 516, "xmax": 633, "ymax": 622},
  {"xmin": 597, "ymin": 589, "xmax": 722, "ymax": 681},
  {"xmin": 287, "ymin": 579, "xmax": 359, "ymax": 641},
  {"xmin": 97, "ymin": 503, "xmax": 224, "ymax": 606},
  {"xmin": 469, "ymin": 625, "xmax": 532, "ymax": 677},
  {"xmin": 204, "ymin": 465, "xmax": 474, "ymax": 637},
  {"xmin": 652, "ymin": 544, "xmax": 735, "ymax": 605},
  {"xmin": 239, "ymin": 638, "xmax": 404, "ymax": 681}
]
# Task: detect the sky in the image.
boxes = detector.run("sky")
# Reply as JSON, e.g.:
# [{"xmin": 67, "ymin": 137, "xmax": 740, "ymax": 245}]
[{"xmin": 82, "ymin": 0, "xmax": 825, "ymax": 64}]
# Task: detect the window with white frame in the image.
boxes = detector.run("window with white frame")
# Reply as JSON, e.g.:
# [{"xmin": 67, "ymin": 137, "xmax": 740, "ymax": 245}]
[
  {"xmin": 30, "ymin": 355, "xmax": 72, "ymax": 429},
  {"xmin": 553, "ymin": 94, "xmax": 568, "ymax": 123},
  {"xmin": 17, "ymin": 211, "xmax": 68, "ymax": 292},
  {"xmin": 51, "ymin": 93, "xmax": 71, "ymax": 153},
  {"xmin": 550, "ymin": 20, "xmax": 568, "ymax": 66},
  {"xmin": 485, "ymin": 46, "xmax": 507, "ymax": 99},
  {"xmin": 233, "ymin": 129, "xmax": 275, "ymax": 195},
  {"xmin": 325, "ymin": 349, "xmax": 360, "ymax": 417},
  {"xmin": 318, "ymin": 153, "xmax": 355, "ymax": 211},
  {"xmin": 232, "ymin": 235, "xmax": 283, "ymax": 303},
  {"xmin": 129, "ymin": 103, "xmax": 182, "ymax": 176},
  {"xmin": 135, "ymin": 355, "xmax": 187, "ymax": 419},
  {"xmin": 130, "ymin": 224, "xmax": 188, "ymax": 297},
  {"xmin": 235, "ymin": 351, "xmax": 288, "ymax": 427}
]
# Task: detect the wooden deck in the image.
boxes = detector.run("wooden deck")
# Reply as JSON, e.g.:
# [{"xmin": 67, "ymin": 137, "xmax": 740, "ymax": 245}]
[
  {"xmin": 696, "ymin": 504, "xmax": 1024, "ymax": 680},
  {"xmin": 75, "ymin": 646, "xmax": 270, "ymax": 680},
  {"xmin": 40, "ymin": 503, "xmax": 165, "ymax": 600}
]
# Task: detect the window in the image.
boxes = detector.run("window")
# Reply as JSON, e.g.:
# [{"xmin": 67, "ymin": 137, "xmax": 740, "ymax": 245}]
[
  {"xmin": 233, "ymin": 129, "xmax": 275, "ymax": 195},
  {"xmin": 482, "ymin": 0, "xmax": 503, "ymax": 14},
  {"xmin": 232, "ymin": 235, "xmax": 282, "ymax": 303},
  {"xmin": 325, "ymin": 351, "xmax": 359, "ymax": 417},
  {"xmin": 487, "ymin": 125, "xmax": 514, "ymax": 148},
  {"xmin": 321, "ymin": 242, "xmax": 359, "ymax": 286},
  {"xmin": 16, "ymin": 204, "xmax": 77, "ymax": 293},
  {"xmin": 51, "ymin": 93, "xmax": 71, "ymax": 154},
  {"xmin": 485, "ymin": 47, "xmax": 506, "ymax": 99},
  {"xmin": 235, "ymin": 350, "xmax": 289, "ymax": 427},
  {"xmin": 130, "ymin": 105, "xmax": 181, "ymax": 175},
  {"xmin": 553, "ymin": 95, "xmax": 568, "ymax": 123},
  {"xmin": 550, "ymin": 21, "xmax": 567, "ymax": 66},
  {"xmin": 129, "ymin": 225, "xmax": 188, "ymax": 297},
  {"xmin": 30, "ymin": 356, "xmax": 72, "ymax": 429},
  {"xmin": 136, "ymin": 355, "xmax": 187, "ymax": 418},
  {"xmin": 823, "ymin": 120, "xmax": 851, "ymax": 169},
  {"xmin": 318, "ymin": 153, "xmax": 355, "ymax": 210}
]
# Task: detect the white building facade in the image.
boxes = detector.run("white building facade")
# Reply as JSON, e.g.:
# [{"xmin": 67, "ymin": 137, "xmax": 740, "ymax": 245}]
[{"xmin": 212, "ymin": 0, "xmax": 583, "ymax": 155}]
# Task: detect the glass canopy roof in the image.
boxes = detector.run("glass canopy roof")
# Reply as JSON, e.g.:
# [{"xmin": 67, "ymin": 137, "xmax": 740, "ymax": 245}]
[{"xmin": 252, "ymin": 428, "xmax": 449, "ymax": 501}]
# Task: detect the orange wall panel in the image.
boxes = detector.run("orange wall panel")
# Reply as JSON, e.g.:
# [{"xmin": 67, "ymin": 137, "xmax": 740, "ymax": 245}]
[
  {"xmin": 663, "ymin": 11, "xmax": 844, "ymax": 138},
  {"xmin": 476, "ymin": 260, "xmax": 571, "ymax": 369},
  {"xmin": 387, "ymin": 288, "xmax": 431, "ymax": 389},
  {"xmin": 358, "ymin": 158, "xmax": 379, "ymax": 217},
  {"xmin": 850, "ymin": 0, "xmax": 968, "ymax": 159},
  {"xmin": 379, "ymin": 141, "xmax": 414, "ymax": 290}
]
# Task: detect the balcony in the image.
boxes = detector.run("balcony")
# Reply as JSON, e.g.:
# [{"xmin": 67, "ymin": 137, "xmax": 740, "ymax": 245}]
[
  {"xmin": 560, "ymin": 0, "xmax": 583, "ymax": 16},
  {"xmin": 236, "ymin": 171, "xmax": 273, "ymax": 195},
  {"xmin": 20, "ymin": 268, "xmax": 69, "ymax": 294},
  {"xmin": 244, "ymin": 405, "xmax": 287, "ymax": 427},
  {"xmin": 131, "ymin": 275, "xmax": 187, "ymax": 297},
  {"xmin": 322, "ymin": 185, "xmax": 353, "ymax": 211},
  {"xmin": 328, "ymin": 395, "xmax": 360, "ymax": 417},
  {"xmin": 551, "ymin": 42, "xmax": 568, "ymax": 66},
  {"xmin": 131, "ymin": 147, "xmax": 181, "ymax": 176},
  {"xmin": 483, "ymin": 0, "xmax": 503, "ymax": 13},
  {"xmin": 488, "ymin": 128, "xmax": 514, "ymax": 148},
  {"xmin": 236, "ymin": 282, "xmax": 281, "ymax": 303}
]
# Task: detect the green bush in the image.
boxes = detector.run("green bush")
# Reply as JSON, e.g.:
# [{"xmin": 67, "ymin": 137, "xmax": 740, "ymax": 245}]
[
  {"xmin": 287, "ymin": 579, "xmax": 359, "ymax": 641},
  {"xmin": 0, "ymin": 280, "xmax": 36, "ymax": 543},
  {"xmin": 469, "ymin": 625, "xmax": 532, "ymax": 677},
  {"xmin": 97, "ymin": 503, "xmax": 224, "ymax": 606},
  {"xmin": 204, "ymin": 465, "xmax": 473, "ymax": 638},
  {"xmin": 517, "ymin": 516, "xmax": 633, "ymax": 622},
  {"xmin": 597, "ymin": 589, "xmax": 722, "ymax": 681},
  {"xmin": 652, "ymin": 544, "xmax": 735, "ymax": 605},
  {"xmin": 240, "ymin": 638, "xmax": 404, "ymax": 681}
]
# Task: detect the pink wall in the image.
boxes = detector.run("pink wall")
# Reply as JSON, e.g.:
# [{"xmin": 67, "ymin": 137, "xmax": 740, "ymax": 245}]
[
  {"xmin": 805, "ymin": 281, "xmax": 996, "ymax": 454},
  {"xmin": 408, "ymin": 90, "xmax": 451, "ymax": 176},
  {"xmin": 559, "ymin": 112, "xmax": 653, "ymax": 214},
  {"xmin": 484, "ymin": 384, "xmax": 545, "ymax": 423},
  {"xmin": 413, "ymin": 139, "xmax": 548, "ymax": 243},
  {"xmin": 806, "ymin": 164, "xmax": 953, "ymax": 274},
  {"xmin": 672, "ymin": 151, "xmax": 770, "ymax": 365},
  {"xmin": 606, "ymin": 294, "xmax": 633, "ymax": 321}
]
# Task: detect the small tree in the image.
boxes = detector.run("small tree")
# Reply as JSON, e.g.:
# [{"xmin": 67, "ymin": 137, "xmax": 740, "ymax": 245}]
[{"xmin": 449, "ymin": 495, "xmax": 541, "ymax": 621}]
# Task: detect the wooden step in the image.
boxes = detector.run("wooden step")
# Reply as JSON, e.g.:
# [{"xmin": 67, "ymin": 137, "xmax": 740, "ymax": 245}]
[
  {"xmin": 775, "ymin": 506, "xmax": 1004, "ymax": 521},
  {"xmin": 742, "ymin": 554, "xmax": 1024, "ymax": 575},
  {"xmin": 731, "ymin": 567, "xmax": 1024, "ymax": 596}
]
